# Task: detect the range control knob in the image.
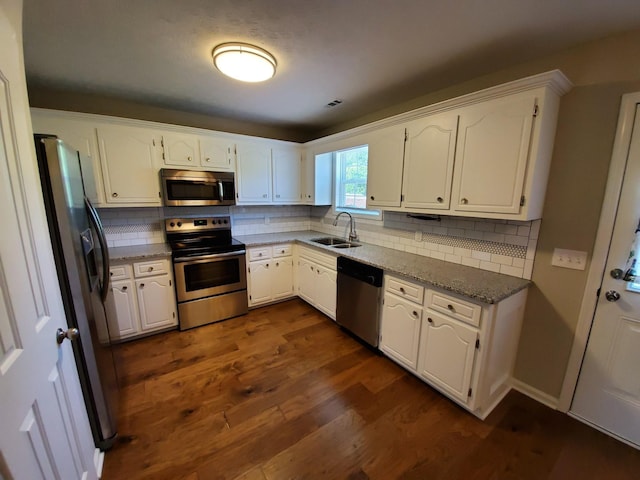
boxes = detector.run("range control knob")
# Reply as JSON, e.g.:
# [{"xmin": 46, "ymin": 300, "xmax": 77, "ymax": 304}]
[
  {"xmin": 223, "ymin": 219, "xmax": 228, "ymax": 224},
  {"xmin": 177, "ymin": 222, "xmax": 182, "ymax": 227},
  {"xmin": 169, "ymin": 222, "xmax": 175, "ymax": 227}
]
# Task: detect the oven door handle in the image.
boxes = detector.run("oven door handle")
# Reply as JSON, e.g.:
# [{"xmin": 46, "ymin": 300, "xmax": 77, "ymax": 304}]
[{"xmin": 173, "ymin": 250, "xmax": 246, "ymax": 263}]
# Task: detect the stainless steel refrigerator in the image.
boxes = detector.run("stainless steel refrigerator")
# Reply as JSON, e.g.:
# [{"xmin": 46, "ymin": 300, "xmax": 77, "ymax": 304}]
[{"xmin": 34, "ymin": 135, "xmax": 119, "ymax": 450}]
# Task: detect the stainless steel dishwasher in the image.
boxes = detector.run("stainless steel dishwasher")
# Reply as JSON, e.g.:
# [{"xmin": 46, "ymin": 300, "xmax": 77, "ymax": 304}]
[{"xmin": 336, "ymin": 256, "xmax": 384, "ymax": 347}]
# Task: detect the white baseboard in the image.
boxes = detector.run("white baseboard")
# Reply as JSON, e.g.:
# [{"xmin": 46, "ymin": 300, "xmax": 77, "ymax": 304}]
[{"xmin": 510, "ymin": 378, "xmax": 559, "ymax": 410}]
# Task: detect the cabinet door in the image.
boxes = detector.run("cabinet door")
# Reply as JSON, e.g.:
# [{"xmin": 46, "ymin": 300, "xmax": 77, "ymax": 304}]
[
  {"xmin": 30, "ymin": 114, "xmax": 106, "ymax": 205},
  {"xmin": 272, "ymin": 147, "xmax": 302, "ymax": 203},
  {"xmin": 136, "ymin": 275, "xmax": 177, "ymax": 331},
  {"xmin": 297, "ymin": 257, "xmax": 316, "ymax": 305},
  {"xmin": 452, "ymin": 94, "xmax": 536, "ymax": 214},
  {"xmin": 418, "ymin": 311, "xmax": 478, "ymax": 403},
  {"xmin": 97, "ymin": 125, "xmax": 162, "ymax": 204},
  {"xmin": 247, "ymin": 259, "xmax": 273, "ymax": 306},
  {"xmin": 315, "ymin": 266, "xmax": 337, "ymax": 320},
  {"xmin": 272, "ymin": 258, "xmax": 294, "ymax": 300},
  {"xmin": 380, "ymin": 294, "xmax": 422, "ymax": 370},
  {"xmin": 200, "ymin": 135, "xmax": 235, "ymax": 171},
  {"xmin": 162, "ymin": 132, "xmax": 200, "ymax": 168},
  {"xmin": 236, "ymin": 143, "xmax": 272, "ymax": 203},
  {"xmin": 111, "ymin": 279, "xmax": 140, "ymax": 339},
  {"xmin": 366, "ymin": 126, "xmax": 406, "ymax": 207},
  {"xmin": 402, "ymin": 113, "xmax": 458, "ymax": 210}
]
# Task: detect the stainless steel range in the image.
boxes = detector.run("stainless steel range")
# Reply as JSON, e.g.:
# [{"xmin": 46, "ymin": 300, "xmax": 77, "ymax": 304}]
[{"xmin": 165, "ymin": 216, "xmax": 248, "ymax": 330}]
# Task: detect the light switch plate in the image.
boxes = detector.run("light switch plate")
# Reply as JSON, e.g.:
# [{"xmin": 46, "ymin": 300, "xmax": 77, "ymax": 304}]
[
  {"xmin": 414, "ymin": 231, "xmax": 423, "ymax": 242},
  {"xmin": 551, "ymin": 248, "xmax": 588, "ymax": 270}
]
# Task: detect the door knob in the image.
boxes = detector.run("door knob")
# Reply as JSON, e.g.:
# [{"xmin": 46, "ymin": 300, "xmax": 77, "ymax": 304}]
[
  {"xmin": 610, "ymin": 268, "xmax": 624, "ymax": 279},
  {"xmin": 605, "ymin": 290, "xmax": 621, "ymax": 302},
  {"xmin": 56, "ymin": 327, "xmax": 79, "ymax": 344}
]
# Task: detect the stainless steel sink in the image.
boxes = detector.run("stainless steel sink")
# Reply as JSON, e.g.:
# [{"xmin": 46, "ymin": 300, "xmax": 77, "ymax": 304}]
[{"xmin": 310, "ymin": 237, "xmax": 362, "ymax": 248}]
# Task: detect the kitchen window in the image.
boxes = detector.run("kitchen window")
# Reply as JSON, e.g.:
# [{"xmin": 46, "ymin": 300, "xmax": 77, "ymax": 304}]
[{"xmin": 334, "ymin": 145, "xmax": 380, "ymax": 218}]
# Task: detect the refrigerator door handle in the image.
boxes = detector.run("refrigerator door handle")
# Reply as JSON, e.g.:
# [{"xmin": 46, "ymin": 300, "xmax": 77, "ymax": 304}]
[{"xmin": 85, "ymin": 197, "xmax": 110, "ymax": 302}]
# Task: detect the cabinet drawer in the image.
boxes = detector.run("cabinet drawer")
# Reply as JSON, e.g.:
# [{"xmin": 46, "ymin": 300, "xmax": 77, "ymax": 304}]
[
  {"xmin": 426, "ymin": 290, "xmax": 481, "ymax": 327},
  {"xmin": 110, "ymin": 264, "xmax": 132, "ymax": 281},
  {"xmin": 385, "ymin": 275, "xmax": 424, "ymax": 304},
  {"xmin": 248, "ymin": 246, "xmax": 271, "ymax": 261},
  {"xmin": 272, "ymin": 244, "xmax": 292, "ymax": 258},
  {"xmin": 133, "ymin": 258, "xmax": 170, "ymax": 278}
]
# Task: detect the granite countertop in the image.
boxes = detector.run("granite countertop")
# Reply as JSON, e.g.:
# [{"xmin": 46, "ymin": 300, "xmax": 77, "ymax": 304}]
[
  {"xmin": 235, "ymin": 231, "xmax": 530, "ymax": 304},
  {"xmin": 109, "ymin": 243, "xmax": 172, "ymax": 261}
]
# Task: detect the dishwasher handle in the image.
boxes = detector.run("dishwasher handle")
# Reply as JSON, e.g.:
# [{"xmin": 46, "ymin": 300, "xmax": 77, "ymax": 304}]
[{"xmin": 337, "ymin": 256, "xmax": 383, "ymax": 287}]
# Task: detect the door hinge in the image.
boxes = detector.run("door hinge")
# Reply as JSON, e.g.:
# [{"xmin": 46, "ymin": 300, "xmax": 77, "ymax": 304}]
[
  {"xmin": 159, "ymin": 191, "xmax": 162, "ymax": 198},
  {"xmin": 401, "ymin": 194, "xmax": 405, "ymax": 202},
  {"xmin": 533, "ymin": 104, "xmax": 539, "ymax": 117},
  {"xmin": 152, "ymin": 139, "xmax": 156, "ymax": 147},
  {"xmin": 173, "ymin": 312, "xmax": 176, "ymax": 318},
  {"xmin": 520, "ymin": 195, "xmax": 525, "ymax": 207},
  {"xmin": 169, "ymin": 280, "xmax": 172, "ymax": 286},
  {"xmin": 249, "ymin": 295, "xmax": 252, "ymax": 300},
  {"xmin": 404, "ymin": 130, "xmax": 408, "ymax": 142},
  {"xmin": 475, "ymin": 338, "xmax": 480, "ymax": 349},
  {"xmin": 248, "ymin": 266, "xmax": 251, "ymax": 273},
  {"xmin": 596, "ymin": 287, "xmax": 601, "ymax": 297},
  {"xmin": 468, "ymin": 388, "xmax": 473, "ymax": 397},
  {"xmin": 161, "ymin": 138, "xmax": 164, "ymax": 148}
]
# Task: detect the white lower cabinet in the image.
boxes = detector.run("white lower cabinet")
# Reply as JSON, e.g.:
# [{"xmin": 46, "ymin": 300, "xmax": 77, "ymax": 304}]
[
  {"xmin": 109, "ymin": 258, "xmax": 177, "ymax": 341},
  {"xmin": 246, "ymin": 244, "xmax": 295, "ymax": 307},
  {"xmin": 296, "ymin": 246, "xmax": 337, "ymax": 320},
  {"xmin": 380, "ymin": 293, "xmax": 422, "ymax": 370},
  {"xmin": 380, "ymin": 273, "xmax": 527, "ymax": 419}
]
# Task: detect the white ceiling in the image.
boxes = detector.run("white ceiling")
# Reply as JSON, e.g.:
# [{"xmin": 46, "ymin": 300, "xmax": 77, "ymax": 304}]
[{"xmin": 22, "ymin": 0, "xmax": 640, "ymax": 137}]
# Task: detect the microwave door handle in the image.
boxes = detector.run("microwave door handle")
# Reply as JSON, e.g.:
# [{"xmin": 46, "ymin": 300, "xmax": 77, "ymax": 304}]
[{"xmin": 218, "ymin": 181, "xmax": 224, "ymax": 200}]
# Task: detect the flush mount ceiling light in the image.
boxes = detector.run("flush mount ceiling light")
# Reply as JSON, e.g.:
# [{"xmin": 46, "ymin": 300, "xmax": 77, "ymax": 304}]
[{"xmin": 212, "ymin": 43, "xmax": 277, "ymax": 83}]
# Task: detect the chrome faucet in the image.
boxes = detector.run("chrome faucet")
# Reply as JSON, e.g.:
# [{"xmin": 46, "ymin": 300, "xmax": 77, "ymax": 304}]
[{"xmin": 333, "ymin": 212, "xmax": 358, "ymax": 242}]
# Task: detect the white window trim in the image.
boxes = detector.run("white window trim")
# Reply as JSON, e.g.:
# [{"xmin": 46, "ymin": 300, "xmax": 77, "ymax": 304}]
[{"xmin": 333, "ymin": 146, "xmax": 382, "ymax": 220}]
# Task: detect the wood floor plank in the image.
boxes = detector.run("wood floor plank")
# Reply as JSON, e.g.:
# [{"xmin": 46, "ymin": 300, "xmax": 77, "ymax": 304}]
[{"xmin": 102, "ymin": 299, "xmax": 640, "ymax": 480}]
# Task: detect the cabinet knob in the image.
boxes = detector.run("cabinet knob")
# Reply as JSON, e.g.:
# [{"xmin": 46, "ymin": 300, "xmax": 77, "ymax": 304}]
[
  {"xmin": 460, "ymin": 198, "xmax": 468, "ymax": 205},
  {"xmin": 437, "ymin": 196, "xmax": 443, "ymax": 203},
  {"xmin": 266, "ymin": 263, "xmax": 269, "ymax": 268},
  {"xmin": 187, "ymin": 156, "xmax": 192, "ymax": 161},
  {"xmin": 399, "ymin": 287, "xmax": 405, "ymax": 294},
  {"xmin": 122, "ymin": 285, "xmax": 127, "ymax": 291},
  {"xmin": 109, "ymin": 271, "xmax": 113, "ymax": 276},
  {"xmin": 308, "ymin": 195, "xmax": 311, "ymax": 198},
  {"xmin": 205, "ymin": 157, "xmax": 211, "ymax": 162},
  {"xmin": 276, "ymin": 262, "xmax": 279, "ymax": 267},
  {"xmin": 427, "ymin": 317, "xmax": 433, "ymax": 323},
  {"xmin": 140, "ymin": 283, "xmax": 145, "ymax": 288},
  {"xmin": 276, "ymin": 194, "xmax": 280, "ymax": 198},
  {"xmin": 112, "ymin": 192, "xmax": 118, "ymax": 197},
  {"xmin": 263, "ymin": 194, "xmax": 268, "ymax": 198},
  {"xmin": 412, "ymin": 311, "xmax": 418, "ymax": 318},
  {"xmin": 447, "ymin": 304, "xmax": 454, "ymax": 311},
  {"xmin": 148, "ymin": 266, "xmax": 154, "ymax": 272},
  {"xmin": 370, "ymin": 195, "xmax": 375, "ymax": 201},
  {"xmin": 258, "ymin": 253, "xmax": 263, "ymax": 256}
]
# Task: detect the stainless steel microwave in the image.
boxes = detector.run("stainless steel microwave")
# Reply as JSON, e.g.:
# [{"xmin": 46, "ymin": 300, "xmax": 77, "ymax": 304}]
[{"xmin": 161, "ymin": 169, "xmax": 236, "ymax": 207}]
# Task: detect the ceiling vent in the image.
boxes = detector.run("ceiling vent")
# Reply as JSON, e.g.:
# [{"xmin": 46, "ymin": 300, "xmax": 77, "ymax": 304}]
[{"xmin": 325, "ymin": 99, "xmax": 343, "ymax": 108}]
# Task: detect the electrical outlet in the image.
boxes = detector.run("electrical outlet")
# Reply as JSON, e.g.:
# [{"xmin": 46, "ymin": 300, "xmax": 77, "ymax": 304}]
[
  {"xmin": 414, "ymin": 231, "xmax": 423, "ymax": 242},
  {"xmin": 551, "ymin": 248, "xmax": 588, "ymax": 270}
]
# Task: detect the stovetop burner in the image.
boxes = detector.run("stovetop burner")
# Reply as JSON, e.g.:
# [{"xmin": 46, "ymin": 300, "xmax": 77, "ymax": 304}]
[{"xmin": 165, "ymin": 215, "xmax": 245, "ymax": 257}]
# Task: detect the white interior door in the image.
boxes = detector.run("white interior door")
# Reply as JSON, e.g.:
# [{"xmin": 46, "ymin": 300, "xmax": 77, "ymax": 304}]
[
  {"xmin": 0, "ymin": 3, "xmax": 98, "ymax": 478},
  {"xmin": 571, "ymin": 105, "xmax": 640, "ymax": 448}
]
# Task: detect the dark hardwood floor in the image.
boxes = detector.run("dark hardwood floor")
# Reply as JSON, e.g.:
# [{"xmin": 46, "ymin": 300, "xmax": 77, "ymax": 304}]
[{"xmin": 103, "ymin": 299, "xmax": 640, "ymax": 479}]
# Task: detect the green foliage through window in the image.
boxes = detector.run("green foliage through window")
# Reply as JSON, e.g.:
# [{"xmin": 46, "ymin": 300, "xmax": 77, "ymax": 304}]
[{"xmin": 336, "ymin": 145, "xmax": 368, "ymax": 210}]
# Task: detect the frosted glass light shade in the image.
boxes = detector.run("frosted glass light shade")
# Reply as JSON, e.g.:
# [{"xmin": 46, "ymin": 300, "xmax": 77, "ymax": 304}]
[{"xmin": 212, "ymin": 43, "xmax": 277, "ymax": 83}]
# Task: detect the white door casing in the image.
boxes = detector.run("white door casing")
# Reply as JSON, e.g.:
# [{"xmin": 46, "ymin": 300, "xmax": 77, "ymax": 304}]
[
  {"xmin": 570, "ymin": 104, "xmax": 640, "ymax": 448},
  {"xmin": 0, "ymin": 2, "xmax": 99, "ymax": 478}
]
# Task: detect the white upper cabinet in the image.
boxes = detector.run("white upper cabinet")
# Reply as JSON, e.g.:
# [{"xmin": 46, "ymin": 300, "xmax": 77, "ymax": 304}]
[
  {"xmin": 161, "ymin": 132, "xmax": 235, "ymax": 171},
  {"xmin": 302, "ymin": 151, "xmax": 333, "ymax": 205},
  {"xmin": 97, "ymin": 125, "xmax": 163, "ymax": 205},
  {"xmin": 366, "ymin": 125, "xmax": 406, "ymax": 208},
  {"xmin": 30, "ymin": 112, "xmax": 106, "ymax": 205},
  {"xmin": 272, "ymin": 147, "xmax": 302, "ymax": 203},
  {"xmin": 402, "ymin": 112, "xmax": 459, "ymax": 210},
  {"xmin": 236, "ymin": 142, "xmax": 272, "ymax": 202},
  {"xmin": 200, "ymin": 135, "xmax": 235, "ymax": 171},
  {"xmin": 236, "ymin": 142, "xmax": 304, "ymax": 205},
  {"xmin": 161, "ymin": 132, "xmax": 201, "ymax": 167},
  {"xmin": 452, "ymin": 93, "xmax": 536, "ymax": 215}
]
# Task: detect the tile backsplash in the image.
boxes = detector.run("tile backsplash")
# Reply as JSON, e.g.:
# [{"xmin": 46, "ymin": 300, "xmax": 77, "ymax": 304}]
[{"xmin": 100, "ymin": 205, "xmax": 539, "ymax": 279}]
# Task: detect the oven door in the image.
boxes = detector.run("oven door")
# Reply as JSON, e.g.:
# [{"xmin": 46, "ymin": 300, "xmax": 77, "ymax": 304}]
[{"xmin": 173, "ymin": 251, "xmax": 246, "ymax": 302}]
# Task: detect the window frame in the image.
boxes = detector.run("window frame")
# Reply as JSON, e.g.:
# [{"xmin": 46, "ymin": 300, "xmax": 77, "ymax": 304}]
[{"xmin": 333, "ymin": 144, "xmax": 381, "ymax": 219}]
